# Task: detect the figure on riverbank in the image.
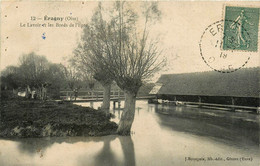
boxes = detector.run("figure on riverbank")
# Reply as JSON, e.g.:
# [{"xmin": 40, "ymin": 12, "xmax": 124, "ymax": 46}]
[
  {"xmin": 41, "ymin": 83, "xmax": 47, "ymax": 101},
  {"xmin": 31, "ymin": 88, "xmax": 37, "ymax": 99},
  {"xmin": 73, "ymin": 88, "xmax": 78, "ymax": 101},
  {"xmin": 25, "ymin": 85, "xmax": 31, "ymax": 99}
]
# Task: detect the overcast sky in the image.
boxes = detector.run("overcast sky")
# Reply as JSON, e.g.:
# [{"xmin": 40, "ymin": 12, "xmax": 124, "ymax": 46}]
[{"xmin": 1, "ymin": 1, "xmax": 259, "ymax": 81}]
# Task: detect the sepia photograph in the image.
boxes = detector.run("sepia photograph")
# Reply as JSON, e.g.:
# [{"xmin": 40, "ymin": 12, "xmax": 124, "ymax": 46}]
[{"xmin": 0, "ymin": 1, "xmax": 259, "ymax": 166}]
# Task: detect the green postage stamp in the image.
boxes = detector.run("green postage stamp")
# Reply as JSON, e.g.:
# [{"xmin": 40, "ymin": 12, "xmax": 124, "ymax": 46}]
[{"xmin": 223, "ymin": 6, "xmax": 259, "ymax": 52}]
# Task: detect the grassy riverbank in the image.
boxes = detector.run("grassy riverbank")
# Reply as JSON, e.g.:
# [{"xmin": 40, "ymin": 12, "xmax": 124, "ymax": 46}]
[{"xmin": 0, "ymin": 97, "xmax": 118, "ymax": 138}]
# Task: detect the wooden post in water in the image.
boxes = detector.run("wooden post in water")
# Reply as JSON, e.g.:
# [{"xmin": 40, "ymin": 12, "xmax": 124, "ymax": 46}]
[
  {"xmin": 118, "ymin": 89, "xmax": 121, "ymax": 108},
  {"xmin": 113, "ymin": 101, "xmax": 116, "ymax": 109}
]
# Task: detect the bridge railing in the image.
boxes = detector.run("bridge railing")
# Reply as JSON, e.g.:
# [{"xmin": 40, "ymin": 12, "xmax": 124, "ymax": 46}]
[{"xmin": 60, "ymin": 90, "xmax": 125, "ymax": 100}]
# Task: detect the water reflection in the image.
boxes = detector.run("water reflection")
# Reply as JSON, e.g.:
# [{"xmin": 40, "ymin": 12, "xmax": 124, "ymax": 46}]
[
  {"xmin": 2, "ymin": 135, "xmax": 135, "ymax": 166},
  {"xmin": 136, "ymin": 107, "xmax": 142, "ymax": 115},
  {"xmin": 0, "ymin": 100, "xmax": 259, "ymax": 166},
  {"xmin": 119, "ymin": 136, "xmax": 136, "ymax": 166},
  {"xmin": 113, "ymin": 107, "xmax": 123, "ymax": 120},
  {"xmin": 154, "ymin": 104, "xmax": 259, "ymax": 150},
  {"xmin": 92, "ymin": 137, "xmax": 118, "ymax": 166},
  {"xmin": 147, "ymin": 104, "xmax": 154, "ymax": 112},
  {"xmin": 85, "ymin": 136, "xmax": 136, "ymax": 166}
]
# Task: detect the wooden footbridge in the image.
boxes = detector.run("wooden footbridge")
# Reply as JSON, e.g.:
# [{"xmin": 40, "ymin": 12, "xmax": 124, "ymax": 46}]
[{"xmin": 60, "ymin": 90, "xmax": 155, "ymax": 103}]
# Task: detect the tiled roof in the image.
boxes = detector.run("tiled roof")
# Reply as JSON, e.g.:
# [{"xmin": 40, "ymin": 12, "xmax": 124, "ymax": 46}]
[{"xmin": 156, "ymin": 67, "xmax": 259, "ymax": 98}]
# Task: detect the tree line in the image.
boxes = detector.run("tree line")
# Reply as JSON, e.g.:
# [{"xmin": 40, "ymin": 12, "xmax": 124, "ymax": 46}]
[{"xmin": 0, "ymin": 52, "xmax": 96, "ymax": 99}]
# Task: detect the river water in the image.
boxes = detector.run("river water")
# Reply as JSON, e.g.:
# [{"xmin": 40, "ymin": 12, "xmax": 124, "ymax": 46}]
[{"xmin": 0, "ymin": 100, "xmax": 259, "ymax": 166}]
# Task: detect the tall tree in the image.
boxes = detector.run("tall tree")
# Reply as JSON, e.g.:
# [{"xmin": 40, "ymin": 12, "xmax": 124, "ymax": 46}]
[
  {"xmin": 46, "ymin": 63, "xmax": 66, "ymax": 99},
  {"xmin": 18, "ymin": 52, "xmax": 49, "ymax": 88},
  {"xmin": 113, "ymin": 2, "xmax": 161, "ymax": 135},
  {"xmin": 18, "ymin": 52, "xmax": 52, "ymax": 100},
  {"xmin": 82, "ymin": 1, "xmax": 162, "ymax": 135},
  {"xmin": 75, "ymin": 2, "xmax": 162, "ymax": 134},
  {"xmin": 74, "ymin": 3, "xmax": 113, "ymax": 114}
]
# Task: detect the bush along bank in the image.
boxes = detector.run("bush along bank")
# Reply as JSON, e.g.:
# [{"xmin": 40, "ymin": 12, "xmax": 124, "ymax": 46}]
[{"xmin": 0, "ymin": 97, "xmax": 118, "ymax": 138}]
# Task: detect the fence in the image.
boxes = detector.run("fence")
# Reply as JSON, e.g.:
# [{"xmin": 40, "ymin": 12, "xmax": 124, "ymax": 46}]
[{"xmin": 60, "ymin": 90, "xmax": 125, "ymax": 100}]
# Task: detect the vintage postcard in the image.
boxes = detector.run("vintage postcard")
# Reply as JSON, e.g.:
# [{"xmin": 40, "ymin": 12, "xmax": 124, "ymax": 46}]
[{"xmin": 0, "ymin": 1, "xmax": 259, "ymax": 166}]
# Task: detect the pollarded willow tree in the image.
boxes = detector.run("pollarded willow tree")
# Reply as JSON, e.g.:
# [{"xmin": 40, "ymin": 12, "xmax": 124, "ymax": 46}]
[
  {"xmin": 112, "ymin": 2, "xmax": 162, "ymax": 135},
  {"xmin": 75, "ymin": 1, "xmax": 162, "ymax": 134},
  {"xmin": 74, "ymin": 3, "xmax": 113, "ymax": 114},
  {"xmin": 90, "ymin": 1, "xmax": 163, "ymax": 135}
]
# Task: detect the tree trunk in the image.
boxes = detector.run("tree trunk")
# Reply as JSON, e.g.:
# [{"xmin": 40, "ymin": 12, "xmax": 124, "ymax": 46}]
[
  {"xmin": 119, "ymin": 136, "xmax": 136, "ymax": 166},
  {"xmin": 117, "ymin": 91, "xmax": 136, "ymax": 135},
  {"xmin": 101, "ymin": 83, "xmax": 111, "ymax": 116}
]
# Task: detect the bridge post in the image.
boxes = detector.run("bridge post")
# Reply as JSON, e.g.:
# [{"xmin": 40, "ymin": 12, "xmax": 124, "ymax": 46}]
[
  {"xmin": 118, "ymin": 89, "xmax": 121, "ymax": 108},
  {"xmin": 118, "ymin": 100, "xmax": 121, "ymax": 108},
  {"xmin": 113, "ymin": 101, "xmax": 116, "ymax": 108}
]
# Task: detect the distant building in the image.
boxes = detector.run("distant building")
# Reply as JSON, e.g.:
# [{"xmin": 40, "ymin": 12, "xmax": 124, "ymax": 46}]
[{"xmin": 152, "ymin": 67, "xmax": 259, "ymax": 108}]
